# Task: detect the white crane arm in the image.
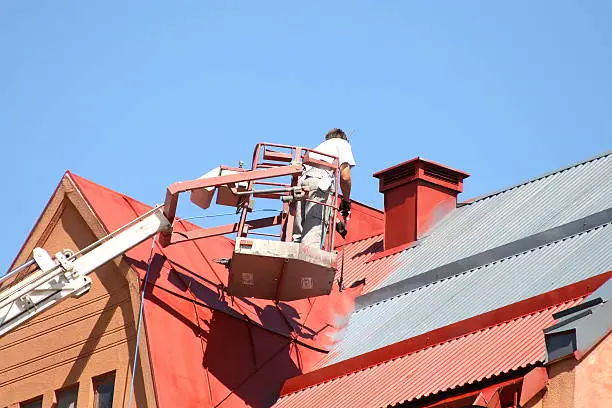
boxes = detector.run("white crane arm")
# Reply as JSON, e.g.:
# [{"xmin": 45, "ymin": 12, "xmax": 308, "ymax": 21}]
[{"xmin": 0, "ymin": 207, "xmax": 170, "ymax": 337}]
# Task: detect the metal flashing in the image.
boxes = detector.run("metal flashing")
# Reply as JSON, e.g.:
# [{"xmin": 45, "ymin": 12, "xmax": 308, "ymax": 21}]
[
  {"xmin": 357, "ymin": 210, "xmax": 612, "ymax": 310},
  {"xmin": 373, "ymin": 156, "xmax": 470, "ymax": 180},
  {"xmin": 519, "ymin": 367, "xmax": 549, "ymax": 407},
  {"xmin": 544, "ymin": 278, "xmax": 612, "ymax": 364},
  {"xmin": 551, "ymin": 297, "xmax": 604, "ymax": 320},
  {"xmin": 544, "ymin": 310, "xmax": 594, "ymax": 333}
]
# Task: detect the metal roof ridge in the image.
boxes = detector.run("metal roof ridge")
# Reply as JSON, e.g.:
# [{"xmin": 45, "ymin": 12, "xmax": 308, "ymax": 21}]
[
  {"xmin": 280, "ymin": 273, "xmax": 609, "ymax": 397},
  {"xmin": 466, "ymin": 150, "xmax": 611, "ymax": 204},
  {"xmin": 68, "ymin": 171, "xmax": 139, "ymax": 202},
  {"xmin": 355, "ymin": 209, "xmax": 612, "ymax": 311}
]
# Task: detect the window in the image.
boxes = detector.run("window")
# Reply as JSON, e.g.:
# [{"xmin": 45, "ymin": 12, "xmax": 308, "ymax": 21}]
[
  {"xmin": 56, "ymin": 385, "xmax": 78, "ymax": 408},
  {"xmin": 93, "ymin": 372, "xmax": 115, "ymax": 408},
  {"xmin": 20, "ymin": 397, "xmax": 42, "ymax": 408}
]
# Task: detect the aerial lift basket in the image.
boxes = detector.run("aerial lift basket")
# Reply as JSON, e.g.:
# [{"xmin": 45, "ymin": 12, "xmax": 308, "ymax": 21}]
[
  {"xmin": 161, "ymin": 142, "xmax": 341, "ymax": 302},
  {"xmin": 230, "ymin": 238, "xmax": 336, "ymax": 301},
  {"xmin": 0, "ymin": 143, "xmax": 341, "ymax": 338}
]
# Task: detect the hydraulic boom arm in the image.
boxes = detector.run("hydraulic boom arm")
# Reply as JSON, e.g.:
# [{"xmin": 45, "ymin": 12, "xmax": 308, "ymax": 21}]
[{"xmin": 0, "ymin": 207, "xmax": 170, "ymax": 338}]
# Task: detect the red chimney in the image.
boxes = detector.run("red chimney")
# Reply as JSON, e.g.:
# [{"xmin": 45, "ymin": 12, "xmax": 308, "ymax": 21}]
[{"xmin": 373, "ymin": 158, "xmax": 469, "ymax": 251}]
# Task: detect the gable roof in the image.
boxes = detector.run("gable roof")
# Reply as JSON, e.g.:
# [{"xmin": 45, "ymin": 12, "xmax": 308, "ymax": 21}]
[
  {"xmin": 0, "ymin": 174, "xmax": 160, "ymax": 407},
  {"xmin": 66, "ymin": 172, "xmax": 387, "ymax": 408},
  {"xmin": 326, "ymin": 151, "xmax": 612, "ymax": 364}
]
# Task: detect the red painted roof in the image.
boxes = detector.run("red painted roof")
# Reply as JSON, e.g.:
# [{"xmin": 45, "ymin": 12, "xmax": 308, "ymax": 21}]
[
  {"xmin": 335, "ymin": 232, "xmax": 417, "ymax": 294},
  {"xmin": 274, "ymin": 297, "xmax": 583, "ymax": 408},
  {"xmin": 334, "ymin": 199, "xmax": 384, "ymax": 245},
  {"xmin": 67, "ymin": 172, "xmax": 388, "ymax": 408}
]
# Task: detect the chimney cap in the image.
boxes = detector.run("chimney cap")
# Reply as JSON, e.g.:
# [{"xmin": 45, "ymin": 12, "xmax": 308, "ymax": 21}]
[{"xmin": 373, "ymin": 157, "xmax": 470, "ymax": 193}]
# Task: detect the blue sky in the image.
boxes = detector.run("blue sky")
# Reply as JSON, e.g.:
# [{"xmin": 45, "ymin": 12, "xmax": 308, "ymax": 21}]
[{"xmin": 1, "ymin": 1, "xmax": 610, "ymax": 271}]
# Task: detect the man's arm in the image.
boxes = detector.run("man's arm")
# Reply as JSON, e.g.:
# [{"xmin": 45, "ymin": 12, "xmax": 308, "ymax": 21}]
[
  {"xmin": 340, "ymin": 163, "xmax": 351, "ymax": 201},
  {"xmin": 337, "ymin": 139, "xmax": 355, "ymax": 219}
]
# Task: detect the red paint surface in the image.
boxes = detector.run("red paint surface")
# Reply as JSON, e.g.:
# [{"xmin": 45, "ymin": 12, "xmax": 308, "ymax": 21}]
[
  {"xmin": 422, "ymin": 378, "xmax": 522, "ymax": 408},
  {"xmin": 334, "ymin": 232, "xmax": 409, "ymax": 293},
  {"xmin": 67, "ymin": 172, "xmax": 387, "ymax": 408},
  {"xmin": 373, "ymin": 158, "xmax": 469, "ymax": 250},
  {"xmin": 415, "ymin": 181, "xmax": 458, "ymax": 238},
  {"xmin": 372, "ymin": 157, "xmax": 470, "ymax": 188},
  {"xmin": 275, "ymin": 297, "xmax": 584, "ymax": 408},
  {"xmin": 474, "ymin": 388, "xmax": 502, "ymax": 408},
  {"xmin": 45, "ymin": 170, "xmax": 607, "ymax": 408},
  {"xmin": 333, "ymin": 199, "xmax": 384, "ymax": 245},
  {"xmin": 519, "ymin": 367, "xmax": 549, "ymax": 406},
  {"xmin": 367, "ymin": 239, "xmax": 417, "ymax": 263},
  {"xmin": 283, "ymin": 272, "xmax": 611, "ymax": 394},
  {"xmin": 381, "ymin": 182, "xmax": 418, "ymax": 250},
  {"xmin": 380, "ymin": 181, "xmax": 458, "ymax": 248}
]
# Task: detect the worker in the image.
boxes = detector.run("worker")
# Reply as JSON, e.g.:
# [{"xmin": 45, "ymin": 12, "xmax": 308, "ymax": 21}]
[{"xmin": 293, "ymin": 128, "xmax": 356, "ymax": 247}]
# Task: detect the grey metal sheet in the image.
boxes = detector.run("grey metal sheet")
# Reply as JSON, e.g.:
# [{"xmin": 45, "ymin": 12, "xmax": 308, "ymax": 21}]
[
  {"xmin": 585, "ymin": 275, "xmax": 612, "ymax": 302},
  {"xmin": 328, "ymin": 222, "xmax": 612, "ymax": 363},
  {"xmin": 377, "ymin": 153, "xmax": 612, "ymax": 288},
  {"xmin": 357, "ymin": 208, "xmax": 612, "ymax": 309},
  {"xmin": 466, "ymin": 150, "xmax": 611, "ymax": 203},
  {"xmin": 544, "ymin": 278, "xmax": 612, "ymax": 363}
]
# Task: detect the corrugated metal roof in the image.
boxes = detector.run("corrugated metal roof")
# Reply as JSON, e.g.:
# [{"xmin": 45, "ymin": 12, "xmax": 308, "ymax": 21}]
[
  {"xmin": 328, "ymin": 221, "xmax": 612, "ymax": 363},
  {"xmin": 323, "ymin": 152, "xmax": 612, "ymax": 364},
  {"xmin": 275, "ymin": 298, "xmax": 582, "ymax": 408},
  {"xmin": 380, "ymin": 151, "xmax": 612, "ymax": 287},
  {"xmin": 338, "ymin": 233, "xmax": 387, "ymax": 291}
]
